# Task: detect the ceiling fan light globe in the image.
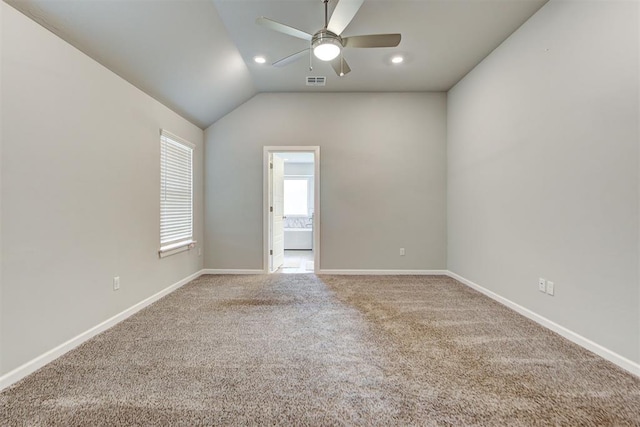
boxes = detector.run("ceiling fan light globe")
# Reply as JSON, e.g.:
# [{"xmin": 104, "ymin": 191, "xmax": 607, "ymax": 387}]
[{"xmin": 313, "ymin": 42, "xmax": 341, "ymax": 61}]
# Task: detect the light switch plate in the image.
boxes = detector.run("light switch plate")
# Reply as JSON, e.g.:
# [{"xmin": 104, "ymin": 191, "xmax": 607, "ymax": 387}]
[
  {"xmin": 538, "ymin": 278, "xmax": 546, "ymax": 292},
  {"xmin": 546, "ymin": 281, "xmax": 555, "ymax": 296}
]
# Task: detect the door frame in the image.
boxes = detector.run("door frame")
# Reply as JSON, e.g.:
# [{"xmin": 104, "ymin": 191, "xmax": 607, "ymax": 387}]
[{"xmin": 263, "ymin": 146, "xmax": 320, "ymax": 274}]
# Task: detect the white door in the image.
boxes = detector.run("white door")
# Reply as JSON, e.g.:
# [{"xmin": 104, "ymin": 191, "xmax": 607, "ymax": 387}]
[{"xmin": 271, "ymin": 155, "xmax": 285, "ymax": 271}]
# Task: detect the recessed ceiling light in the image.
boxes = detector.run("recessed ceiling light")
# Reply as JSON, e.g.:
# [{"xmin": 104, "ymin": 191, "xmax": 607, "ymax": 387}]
[
  {"xmin": 254, "ymin": 56, "xmax": 266, "ymax": 64},
  {"xmin": 391, "ymin": 55, "xmax": 404, "ymax": 64}
]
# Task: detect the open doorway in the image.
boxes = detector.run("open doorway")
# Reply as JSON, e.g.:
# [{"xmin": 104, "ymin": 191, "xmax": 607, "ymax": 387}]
[{"xmin": 264, "ymin": 147, "xmax": 320, "ymax": 274}]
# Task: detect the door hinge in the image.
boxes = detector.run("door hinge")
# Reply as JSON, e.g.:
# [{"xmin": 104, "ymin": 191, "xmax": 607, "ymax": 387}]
[
  {"xmin": 270, "ymin": 206, "xmax": 273, "ymax": 212},
  {"xmin": 270, "ymin": 249, "xmax": 273, "ymax": 255},
  {"xmin": 270, "ymin": 163, "xmax": 273, "ymax": 169}
]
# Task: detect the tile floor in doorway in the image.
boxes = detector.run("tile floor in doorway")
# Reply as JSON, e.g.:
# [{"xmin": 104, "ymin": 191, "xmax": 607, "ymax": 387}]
[{"xmin": 277, "ymin": 250, "xmax": 314, "ymax": 274}]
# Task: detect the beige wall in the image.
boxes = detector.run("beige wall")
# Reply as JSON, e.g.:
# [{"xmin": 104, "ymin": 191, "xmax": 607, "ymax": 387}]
[
  {"xmin": 447, "ymin": 0, "xmax": 639, "ymax": 362},
  {"xmin": 0, "ymin": 3, "xmax": 204, "ymax": 374},
  {"xmin": 204, "ymin": 92, "xmax": 447, "ymax": 271}
]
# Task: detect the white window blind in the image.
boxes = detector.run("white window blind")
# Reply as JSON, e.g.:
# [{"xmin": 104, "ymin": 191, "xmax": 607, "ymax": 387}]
[{"xmin": 160, "ymin": 130, "xmax": 194, "ymax": 252}]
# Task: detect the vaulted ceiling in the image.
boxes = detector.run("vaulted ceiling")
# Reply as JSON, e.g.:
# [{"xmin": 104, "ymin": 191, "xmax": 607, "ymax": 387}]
[{"xmin": 5, "ymin": 0, "xmax": 548, "ymax": 128}]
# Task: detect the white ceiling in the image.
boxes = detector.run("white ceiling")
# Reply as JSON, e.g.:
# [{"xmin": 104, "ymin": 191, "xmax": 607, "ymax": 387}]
[
  {"xmin": 276, "ymin": 152, "xmax": 315, "ymax": 163},
  {"xmin": 5, "ymin": 0, "xmax": 548, "ymax": 129},
  {"xmin": 5, "ymin": 0, "xmax": 256, "ymax": 128},
  {"xmin": 216, "ymin": 0, "xmax": 548, "ymax": 92}
]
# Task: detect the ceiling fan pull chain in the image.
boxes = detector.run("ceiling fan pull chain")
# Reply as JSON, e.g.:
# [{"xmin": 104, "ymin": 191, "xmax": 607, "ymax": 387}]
[{"xmin": 309, "ymin": 48, "xmax": 313, "ymax": 71}]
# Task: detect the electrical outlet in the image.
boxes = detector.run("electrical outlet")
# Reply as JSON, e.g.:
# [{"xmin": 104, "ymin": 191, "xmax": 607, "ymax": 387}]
[
  {"xmin": 546, "ymin": 281, "xmax": 555, "ymax": 296},
  {"xmin": 113, "ymin": 276, "xmax": 120, "ymax": 291},
  {"xmin": 538, "ymin": 278, "xmax": 546, "ymax": 293},
  {"xmin": 399, "ymin": 248, "xmax": 405, "ymax": 256}
]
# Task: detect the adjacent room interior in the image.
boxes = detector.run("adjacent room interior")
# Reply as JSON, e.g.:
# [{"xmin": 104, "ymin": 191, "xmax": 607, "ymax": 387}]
[
  {"xmin": 272, "ymin": 151, "xmax": 316, "ymax": 274},
  {"xmin": 1, "ymin": 0, "xmax": 639, "ymax": 424}
]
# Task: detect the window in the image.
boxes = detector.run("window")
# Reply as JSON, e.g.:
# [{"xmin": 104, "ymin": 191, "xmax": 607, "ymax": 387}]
[
  {"xmin": 284, "ymin": 178, "xmax": 310, "ymax": 216},
  {"xmin": 159, "ymin": 130, "xmax": 194, "ymax": 256}
]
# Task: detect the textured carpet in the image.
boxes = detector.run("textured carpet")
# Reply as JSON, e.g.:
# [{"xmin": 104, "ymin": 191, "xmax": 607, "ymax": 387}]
[{"xmin": 1, "ymin": 274, "xmax": 639, "ymax": 426}]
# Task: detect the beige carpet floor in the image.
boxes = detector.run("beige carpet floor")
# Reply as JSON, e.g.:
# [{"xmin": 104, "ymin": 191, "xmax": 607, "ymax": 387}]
[{"xmin": 1, "ymin": 274, "xmax": 639, "ymax": 426}]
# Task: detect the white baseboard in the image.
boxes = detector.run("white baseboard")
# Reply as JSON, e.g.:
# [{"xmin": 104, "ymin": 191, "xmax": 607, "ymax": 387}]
[
  {"xmin": 0, "ymin": 269, "xmax": 204, "ymax": 391},
  {"xmin": 202, "ymin": 269, "xmax": 265, "ymax": 274},
  {"xmin": 318, "ymin": 269, "xmax": 449, "ymax": 275},
  {"xmin": 447, "ymin": 271, "xmax": 640, "ymax": 378}
]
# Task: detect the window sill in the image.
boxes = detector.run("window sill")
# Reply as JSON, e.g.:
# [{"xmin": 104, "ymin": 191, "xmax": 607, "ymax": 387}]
[{"xmin": 159, "ymin": 240, "xmax": 196, "ymax": 258}]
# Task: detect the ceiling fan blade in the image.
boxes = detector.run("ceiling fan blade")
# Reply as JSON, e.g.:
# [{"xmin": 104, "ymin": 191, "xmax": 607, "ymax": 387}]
[
  {"xmin": 327, "ymin": 0, "xmax": 364, "ymax": 35},
  {"xmin": 256, "ymin": 17, "xmax": 312, "ymax": 41},
  {"xmin": 343, "ymin": 34, "xmax": 402, "ymax": 48},
  {"xmin": 331, "ymin": 56, "xmax": 351, "ymax": 77},
  {"xmin": 273, "ymin": 49, "xmax": 310, "ymax": 67}
]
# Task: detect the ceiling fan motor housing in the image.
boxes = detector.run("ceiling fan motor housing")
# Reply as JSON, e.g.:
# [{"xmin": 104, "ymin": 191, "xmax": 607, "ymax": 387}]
[{"xmin": 312, "ymin": 29, "xmax": 343, "ymax": 61}]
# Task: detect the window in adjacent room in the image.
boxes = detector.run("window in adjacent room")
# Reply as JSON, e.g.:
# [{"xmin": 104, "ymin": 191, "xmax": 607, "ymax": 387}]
[
  {"xmin": 159, "ymin": 130, "xmax": 194, "ymax": 257},
  {"xmin": 284, "ymin": 178, "xmax": 310, "ymax": 216}
]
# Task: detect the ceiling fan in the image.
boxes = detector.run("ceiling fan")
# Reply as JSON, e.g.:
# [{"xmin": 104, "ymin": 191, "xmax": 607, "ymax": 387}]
[{"xmin": 256, "ymin": 0, "xmax": 401, "ymax": 77}]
